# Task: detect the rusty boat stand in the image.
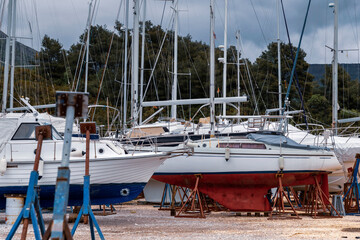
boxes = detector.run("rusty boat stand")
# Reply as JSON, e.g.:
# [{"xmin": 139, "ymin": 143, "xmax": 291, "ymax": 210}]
[
  {"xmin": 70, "ymin": 122, "xmax": 105, "ymax": 240},
  {"xmin": 6, "ymin": 125, "xmax": 52, "ymax": 240},
  {"xmin": 268, "ymin": 173, "xmax": 301, "ymax": 220},
  {"xmin": 42, "ymin": 91, "xmax": 89, "ymax": 240},
  {"xmin": 268, "ymin": 173, "xmax": 342, "ymax": 220},
  {"xmin": 175, "ymin": 174, "xmax": 206, "ymax": 218},
  {"xmin": 304, "ymin": 175, "xmax": 342, "ymax": 218}
]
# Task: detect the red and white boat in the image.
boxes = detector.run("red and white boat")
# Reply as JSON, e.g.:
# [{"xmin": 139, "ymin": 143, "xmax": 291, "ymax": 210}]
[{"xmin": 152, "ymin": 132, "xmax": 340, "ymax": 212}]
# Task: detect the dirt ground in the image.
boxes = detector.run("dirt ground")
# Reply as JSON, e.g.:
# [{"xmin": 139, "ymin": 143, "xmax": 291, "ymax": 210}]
[{"xmin": 1, "ymin": 201, "xmax": 360, "ymax": 239}]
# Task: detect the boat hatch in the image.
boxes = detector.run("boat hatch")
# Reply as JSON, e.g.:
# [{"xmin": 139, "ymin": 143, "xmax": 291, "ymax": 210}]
[
  {"xmin": 217, "ymin": 142, "xmax": 266, "ymax": 149},
  {"xmin": 11, "ymin": 123, "xmax": 63, "ymax": 140}
]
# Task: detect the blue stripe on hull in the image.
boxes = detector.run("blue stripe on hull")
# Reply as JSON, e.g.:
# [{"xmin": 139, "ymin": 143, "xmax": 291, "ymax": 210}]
[{"xmin": 0, "ymin": 183, "xmax": 146, "ymax": 209}]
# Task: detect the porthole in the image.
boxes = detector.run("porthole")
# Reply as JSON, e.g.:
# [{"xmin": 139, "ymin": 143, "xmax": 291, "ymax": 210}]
[
  {"xmin": 202, "ymin": 143, "xmax": 207, "ymax": 147},
  {"xmin": 120, "ymin": 188, "xmax": 130, "ymax": 196},
  {"xmin": 99, "ymin": 148, "xmax": 104, "ymax": 154}
]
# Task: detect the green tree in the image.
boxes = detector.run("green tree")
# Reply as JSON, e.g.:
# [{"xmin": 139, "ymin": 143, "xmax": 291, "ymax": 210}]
[
  {"xmin": 252, "ymin": 42, "xmax": 314, "ymax": 113},
  {"xmin": 39, "ymin": 35, "xmax": 66, "ymax": 86},
  {"xmin": 306, "ymin": 94, "xmax": 331, "ymax": 124}
]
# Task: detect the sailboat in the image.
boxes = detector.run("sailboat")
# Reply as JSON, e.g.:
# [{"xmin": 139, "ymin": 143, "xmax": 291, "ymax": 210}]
[
  {"xmin": 0, "ymin": 110, "xmax": 171, "ymax": 209},
  {"xmin": 125, "ymin": 0, "xmax": 341, "ymax": 211},
  {"xmin": 0, "ymin": 0, "xmax": 175, "ymax": 209}
]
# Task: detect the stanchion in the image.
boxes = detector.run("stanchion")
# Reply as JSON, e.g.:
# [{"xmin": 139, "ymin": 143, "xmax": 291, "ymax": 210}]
[
  {"xmin": 43, "ymin": 91, "xmax": 88, "ymax": 240},
  {"xmin": 71, "ymin": 122, "xmax": 104, "ymax": 240},
  {"xmin": 6, "ymin": 125, "xmax": 52, "ymax": 240}
]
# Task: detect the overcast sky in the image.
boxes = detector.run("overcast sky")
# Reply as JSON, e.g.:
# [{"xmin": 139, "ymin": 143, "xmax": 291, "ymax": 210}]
[{"xmin": 5, "ymin": 0, "xmax": 360, "ymax": 64}]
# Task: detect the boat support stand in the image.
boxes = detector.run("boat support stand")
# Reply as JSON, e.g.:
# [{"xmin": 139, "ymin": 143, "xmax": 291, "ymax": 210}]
[
  {"xmin": 43, "ymin": 91, "xmax": 89, "ymax": 240},
  {"xmin": 71, "ymin": 122, "xmax": 104, "ymax": 239},
  {"xmin": 6, "ymin": 125, "xmax": 52, "ymax": 240},
  {"xmin": 343, "ymin": 154, "xmax": 360, "ymax": 214}
]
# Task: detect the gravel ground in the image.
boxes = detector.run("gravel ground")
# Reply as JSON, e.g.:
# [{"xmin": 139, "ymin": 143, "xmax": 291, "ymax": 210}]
[{"xmin": 1, "ymin": 201, "xmax": 360, "ymax": 239}]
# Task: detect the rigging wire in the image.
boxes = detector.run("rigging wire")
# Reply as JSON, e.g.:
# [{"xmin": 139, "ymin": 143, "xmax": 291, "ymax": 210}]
[
  {"xmin": 142, "ymin": 9, "xmax": 175, "ymax": 103},
  {"xmin": 0, "ymin": 0, "xmax": 5, "ymax": 29},
  {"xmin": 74, "ymin": 0, "xmax": 99, "ymax": 92},
  {"xmin": 238, "ymin": 32, "xmax": 259, "ymax": 114},
  {"xmin": 249, "ymin": 0, "xmax": 268, "ymax": 46},
  {"xmin": 283, "ymin": 0, "xmax": 311, "ymax": 110},
  {"xmin": 91, "ymin": 0, "xmax": 123, "ymax": 120},
  {"xmin": 180, "ymin": 37, "xmax": 208, "ymax": 97},
  {"xmin": 280, "ymin": 0, "xmax": 308, "ymax": 128}
]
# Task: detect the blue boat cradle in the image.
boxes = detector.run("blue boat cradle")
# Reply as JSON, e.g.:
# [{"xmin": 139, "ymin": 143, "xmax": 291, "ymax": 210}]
[
  {"xmin": 343, "ymin": 154, "xmax": 360, "ymax": 214},
  {"xmin": 71, "ymin": 122, "xmax": 104, "ymax": 239},
  {"xmin": 6, "ymin": 125, "xmax": 52, "ymax": 240}
]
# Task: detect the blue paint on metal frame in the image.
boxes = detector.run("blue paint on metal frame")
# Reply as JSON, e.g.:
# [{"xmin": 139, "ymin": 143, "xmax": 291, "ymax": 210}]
[{"xmin": 0, "ymin": 182, "xmax": 146, "ymax": 209}]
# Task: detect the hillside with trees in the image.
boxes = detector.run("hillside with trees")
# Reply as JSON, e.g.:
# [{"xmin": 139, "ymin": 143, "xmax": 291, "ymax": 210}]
[{"xmin": 1, "ymin": 21, "xmax": 359, "ymax": 130}]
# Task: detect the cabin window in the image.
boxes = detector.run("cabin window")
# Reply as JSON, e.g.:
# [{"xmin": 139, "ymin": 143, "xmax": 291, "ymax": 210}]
[
  {"xmin": 12, "ymin": 123, "xmax": 40, "ymax": 140},
  {"xmin": 241, "ymin": 143, "xmax": 266, "ymax": 149},
  {"xmin": 217, "ymin": 142, "xmax": 266, "ymax": 149},
  {"xmin": 52, "ymin": 127, "xmax": 63, "ymax": 140},
  {"xmin": 217, "ymin": 143, "xmax": 241, "ymax": 148}
]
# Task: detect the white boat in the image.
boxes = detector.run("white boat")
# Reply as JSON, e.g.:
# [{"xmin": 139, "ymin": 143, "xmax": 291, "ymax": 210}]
[
  {"xmin": 0, "ymin": 113, "xmax": 170, "ymax": 209},
  {"xmin": 215, "ymin": 119, "xmax": 355, "ymax": 193},
  {"xmin": 286, "ymin": 124, "xmax": 360, "ymax": 192},
  {"xmin": 149, "ymin": 132, "xmax": 340, "ymax": 212}
]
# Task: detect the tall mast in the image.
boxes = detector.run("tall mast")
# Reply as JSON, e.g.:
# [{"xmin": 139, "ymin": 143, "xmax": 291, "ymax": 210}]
[
  {"xmin": 210, "ymin": 0, "xmax": 215, "ymax": 134},
  {"xmin": 236, "ymin": 30, "xmax": 241, "ymax": 117},
  {"xmin": 9, "ymin": 0, "xmax": 16, "ymax": 110},
  {"xmin": 277, "ymin": 0, "xmax": 282, "ymax": 114},
  {"xmin": 2, "ymin": 0, "xmax": 13, "ymax": 112},
  {"xmin": 332, "ymin": 0, "xmax": 339, "ymax": 135},
  {"xmin": 171, "ymin": 0, "xmax": 179, "ymax": 120},
  {"xmin": 123, "ymin": 0, "xmax": 129, "ymax": 129},
  {"xmin": 84, "ymin": 0, "xmax": 92, "ymax": 93},
  {"xmin": 139, "ymin": 0, "xmax": 146, "ymax": 123},
  {"xmin": 222, "ymin": 0, "xmax": 227, "ymax": 116},
  {"xmin": 131, "ymin": 0, "xmax": 140, "ymax": 126}
]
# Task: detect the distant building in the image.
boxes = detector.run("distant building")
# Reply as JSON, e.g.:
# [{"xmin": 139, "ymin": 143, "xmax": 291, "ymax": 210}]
[
  {"xmin": 0, "ymin": 31, "xmax": 38, "ymax": 68},
  {"xmin": 308, "ymin": 63, "xmax": 360, "ymax": 82}
]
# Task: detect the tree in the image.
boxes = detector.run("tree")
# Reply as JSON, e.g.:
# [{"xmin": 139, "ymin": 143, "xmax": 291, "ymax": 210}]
[
  {"xmin": 306, "ymin": 94, "xmax": 331, "ymax": 124},
  {"xmin": 39, "ymin": 35, "xmax": 66, "ymax": 86},
  {"xmin": 252, "ymin": 42, "xmax": 314, "ymax": 114}
]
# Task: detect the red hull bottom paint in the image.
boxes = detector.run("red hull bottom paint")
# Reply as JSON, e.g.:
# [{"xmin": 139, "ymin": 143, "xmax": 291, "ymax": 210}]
[{"xmin": 153, "ymin": 172, "xmax": 329, "ymax": 212}]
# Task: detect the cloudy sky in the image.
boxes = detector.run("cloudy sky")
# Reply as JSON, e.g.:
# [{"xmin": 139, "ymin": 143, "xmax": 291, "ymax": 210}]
[{"xmin": 6, "ymin": 0, "xmax": 360, "ymax": 64}]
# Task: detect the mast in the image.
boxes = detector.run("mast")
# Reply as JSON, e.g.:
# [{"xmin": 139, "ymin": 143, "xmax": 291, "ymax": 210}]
[
  {"xmin": 236, "ymin": 30, "xmax": 241, "ymax": 117},
  {"xmin": 277, "ymin": 0, "xmax": 282, "ymax": 114},
  {"xmin": 123, "ymin": 0, "xmax": 129, "ymax": 129},
  {"xmin": 9, "ymin": 0, "xmax": 16, "ymax": 110},
  {"xmin": 210, "ymin": 0, "xmax": 215, "ymax": 134},
  {"xmin": 2, "ymin": 0, "xmax": 13, "ymax": 112},
  {"xmin": 84, "ymin": 0, "xmax": 92, "ymax": 93},
  {"xmin": 131, "ymin": 0, "xmax": 140, "ymax": 126},
  {"xmin": 139, "ymin": 0, "xmax": 146, "ymax": 123},
  {"xmin": 222, "ymin": 0, "xmax": 227, "ymax": 116},
  {"xmin": 332, "ymin": 0, "xmax": 338, "ymax": 135},
  {"xmin": 171, "ymin": 0, "xmax": 179, "ymax": 120}
]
